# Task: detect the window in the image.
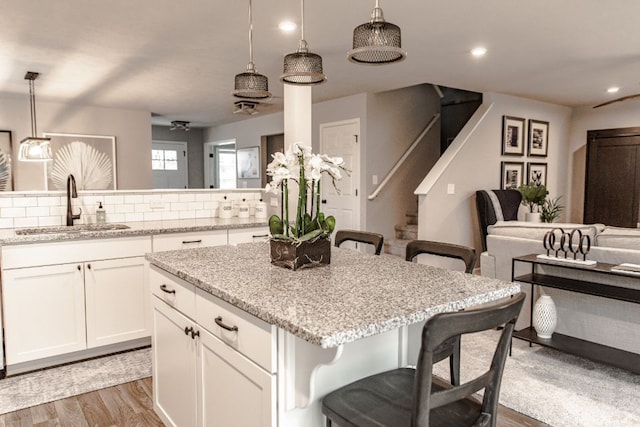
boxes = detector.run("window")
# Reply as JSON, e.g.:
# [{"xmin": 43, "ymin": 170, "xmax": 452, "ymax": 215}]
[{"xmin": 152, "ymin": 149, "xmax": 179, "ymax": 170}]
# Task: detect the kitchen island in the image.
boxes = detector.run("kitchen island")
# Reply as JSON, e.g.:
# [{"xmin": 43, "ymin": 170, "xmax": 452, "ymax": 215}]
[{"xmin": 147, "ymin": 242, "xmax": 520, "ymax": 426}]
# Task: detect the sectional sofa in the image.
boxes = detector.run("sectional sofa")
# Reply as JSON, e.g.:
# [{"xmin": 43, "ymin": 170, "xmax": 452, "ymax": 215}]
[{"xmin": 480, "ymin": 221, "xmax": 640, "ymax": 354}]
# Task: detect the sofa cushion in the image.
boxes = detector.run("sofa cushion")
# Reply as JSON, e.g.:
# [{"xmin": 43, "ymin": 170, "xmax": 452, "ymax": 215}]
[
  {"xmin": 487, "ymin": 221, "xmax": 604, "ymax": 242},
  {"xmin": 595, "ymin": 226, "xmax": 640, "ymax": 250}
]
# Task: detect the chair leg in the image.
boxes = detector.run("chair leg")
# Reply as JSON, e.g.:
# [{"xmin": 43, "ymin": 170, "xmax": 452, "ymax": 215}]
[{"xmin": 449, "ymin": 336, "xmax": 461, "ymax": 386}]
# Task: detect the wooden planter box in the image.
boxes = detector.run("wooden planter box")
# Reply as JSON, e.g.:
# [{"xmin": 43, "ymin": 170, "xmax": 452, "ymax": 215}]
[{"xmin": 269, "ymin": 238, "xmax": 331, "ymax": 270}]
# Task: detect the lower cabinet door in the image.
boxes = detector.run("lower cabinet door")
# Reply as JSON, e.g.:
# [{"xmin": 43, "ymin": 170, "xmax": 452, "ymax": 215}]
[
  {"xmin": 198, "ymin": 328, "xmax": 275, "ymax": 427},
  {"xmin": 152, "ymin": 298, "xmax": 198, "ymax": 427},
  {"xmin": 85, "ymin": 257, "xmax": 149, "ymax": 348},
  {"xmin": 3, "ymin": 263, "xmax": 86, "ymax": 364}
]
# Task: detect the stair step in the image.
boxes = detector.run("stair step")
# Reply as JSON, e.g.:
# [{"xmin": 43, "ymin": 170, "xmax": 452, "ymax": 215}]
[
  {"xmin": 405, "ymin": 212, "xmax": 418, "ymax": 226},
  {"xmin": 383, "ymin": 238, "xmax": 412, "ymax": 257},
  {"xmin": 394, "ymin": 224, "xmax": 417, "ymax": 240}
]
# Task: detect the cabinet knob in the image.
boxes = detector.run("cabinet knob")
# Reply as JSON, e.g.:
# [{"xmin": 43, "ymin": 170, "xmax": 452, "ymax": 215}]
[
  {"xmin": 184, "ymin": 326, "xmax": 193, "ymax": 336},
  {"xmin": 77, "ymin": 265, "xmax": 81, "ymax": 271},
  {"xmin": 87, "ymin": 264, "xmax": 91, "ymax": 270},
  {"xmin": 191, "ymin": 329, "xmax": 200, "ymax": 339}
]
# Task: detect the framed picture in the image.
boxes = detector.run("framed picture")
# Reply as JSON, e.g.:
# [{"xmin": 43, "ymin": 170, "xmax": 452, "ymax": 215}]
[
  {"xmin": 43, "ymin": 132, "xmax": 117, "ymax": 190},
  {"xmin": 502, "ymin": 116, "xmax": 526, "ymax": 156},
  {"xmin": 0, "ymin": 130, "xmax": 13, "ymax": 191},
  {"xmin": 237, "ymin": 146, "xmax": 260, "ymax": 179},
  {"xmin": 527, "ymin": 162, "xmax": 547, "ymax": 186},
  {"xmin": 528, "ymin": 119, "xmax": 549, "ymax": 157},
  {"xmin": 501, "ymin": 161, "xmax": 524, "ymax": 190}
]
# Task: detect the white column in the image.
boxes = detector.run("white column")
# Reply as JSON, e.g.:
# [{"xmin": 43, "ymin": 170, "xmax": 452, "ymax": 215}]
[{"xmin": 283, "ymin": 85, "xmax": 312, "ymax": 150}]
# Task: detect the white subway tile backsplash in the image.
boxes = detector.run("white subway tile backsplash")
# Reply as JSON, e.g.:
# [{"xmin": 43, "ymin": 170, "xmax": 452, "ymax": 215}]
[
  {"xmin": 12, "ymin": 197, "xmax": 38, "ymax": 208},
  {"xmin": 26, "ymin": 207, "xmax": 50, "ymax": 217},
  {"xmin": 14, "ymin": 217, "xmax": 39, "ymax": 228},
  {"xmin": 0, "ymin": 190, "xmax": 264, "ymax": 229},
  {"xmin": 2, "ymin": 207, "xmax": 26, "ymax": 218}
]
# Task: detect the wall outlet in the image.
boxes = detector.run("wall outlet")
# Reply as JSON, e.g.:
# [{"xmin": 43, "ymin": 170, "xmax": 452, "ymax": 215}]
[
  {"xmin": 270, "ymin": 198, "xmax": 279, "ymax": 207},
  {"xmin": 447, "ymin": 184, "xmax": 455, "ymax": 195},
  {"xmin": 149, "ymin": 200, "xmax": 165, "ymax": 210},
  {"xmin": 372, "ymin": 175, "xmax": 378, "ymax": 185}
]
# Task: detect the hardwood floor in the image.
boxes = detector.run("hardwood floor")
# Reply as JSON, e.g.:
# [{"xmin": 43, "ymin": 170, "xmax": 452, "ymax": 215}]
[
  {"xmin": 0, "ymin": 377, "xmax": 548, "ymax": 426},
  {"xmin": 0, "ymin": 378, "xmax": 163, "ymax": 427}
]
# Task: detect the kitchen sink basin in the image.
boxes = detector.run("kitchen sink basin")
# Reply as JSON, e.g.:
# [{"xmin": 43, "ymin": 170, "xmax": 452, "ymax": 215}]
[{"xmin": 15, "ymin": 223, "xmax": 131, "ymax": 235}]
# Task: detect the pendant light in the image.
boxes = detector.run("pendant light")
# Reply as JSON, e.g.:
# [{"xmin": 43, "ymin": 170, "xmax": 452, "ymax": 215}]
[
  {"xmin": 233, "ymin": 0, "xmax": 271, "ymax": 100},
  {"xmin": 19, "ymin": 71, "xmax": 52, "ymax": 162},
  {"xmin": 281, "ymin": 0, "xmax": 326, "ymax": 85},
  {"xmin": 348, "ymin": 0, "xmax": 407, "ymax": 65}
]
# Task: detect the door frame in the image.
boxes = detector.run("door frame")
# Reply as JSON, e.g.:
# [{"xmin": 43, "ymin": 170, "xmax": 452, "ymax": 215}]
[
  {"xmin": 152, "ymin": 140, "xmax": 188, "ymax": 189},
  {"xmin": 319, "ymin": 118, "xmax": 362, "ymax": 232},
  {"xmin": 204, "ymin": 139, "xmax": 236, "ymax": 189}
]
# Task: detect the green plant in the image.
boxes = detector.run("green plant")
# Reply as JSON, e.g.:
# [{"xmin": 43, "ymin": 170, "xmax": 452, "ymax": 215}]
[
  {"xmin": 518, "ymin": 184, "xmax": 548, "ymax": 213},
  {"xmin": 540, "ymin": 196, "xmax": 564, "ymax": 223},
  {"xmin": 264, "ymin": 143, "xmax": 348, "ymax": 243}
]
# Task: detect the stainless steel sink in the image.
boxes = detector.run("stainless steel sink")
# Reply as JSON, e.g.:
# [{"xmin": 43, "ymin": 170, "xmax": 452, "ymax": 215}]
[{"xmin": 15, "ymin": 223, "xmax": 131, "ymax": 235}]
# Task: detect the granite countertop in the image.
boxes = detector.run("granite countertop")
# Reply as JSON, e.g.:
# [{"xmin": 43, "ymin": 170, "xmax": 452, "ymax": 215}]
[
  {"xmin": 0, "ymin": 217, "xmax": 268, "ymax": 245},
  {"xmin": 146, "ymin": 242, "xmax": 521, "ymax": 348}
]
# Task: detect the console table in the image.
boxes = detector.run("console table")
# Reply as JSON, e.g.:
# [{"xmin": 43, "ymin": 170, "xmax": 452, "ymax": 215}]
[{"xmin": 512, "ymin": 254, "xmax": 640, "ymax": 374}]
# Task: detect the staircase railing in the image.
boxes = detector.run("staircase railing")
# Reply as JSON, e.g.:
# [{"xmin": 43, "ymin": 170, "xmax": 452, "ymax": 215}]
[{"xmin": 367, "ymin": 113, "xmax": 441, "ymax": 200}]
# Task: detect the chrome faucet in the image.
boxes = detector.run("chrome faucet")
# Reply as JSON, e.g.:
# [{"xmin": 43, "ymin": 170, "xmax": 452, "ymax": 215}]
[{"xmin": 66, "ymin": 174, "xmax": 82, "ymax": 226}]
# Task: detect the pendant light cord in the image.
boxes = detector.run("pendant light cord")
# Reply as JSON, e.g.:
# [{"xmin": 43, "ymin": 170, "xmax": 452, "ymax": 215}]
[
  {"xmin": 248, "ymin": 0, "xmax": 254, "ymax": 66},
  {"xmin": 300, "ymin": 0, "xmax": 305, "ymax": 41},
  {"xmin": 29, "ymin": 78, "xmax": 37, "ymax": 137}
]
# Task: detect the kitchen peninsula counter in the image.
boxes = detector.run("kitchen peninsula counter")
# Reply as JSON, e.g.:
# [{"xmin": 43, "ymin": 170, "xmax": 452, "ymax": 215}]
[{"xmin": 146, "ymin": 242, "xmax": 520, "ymax": 348}]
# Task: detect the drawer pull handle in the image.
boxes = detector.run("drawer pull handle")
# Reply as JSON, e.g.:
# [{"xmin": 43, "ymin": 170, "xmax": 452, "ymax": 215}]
[
  {"xmin": 252, "ymin": 234, "xmax": 269, "ymax": 238},
  {"xmin": 160, "ymin": 284, "xmax": 176, "ymax": 294},
  {"xmin": 215, "ymin": 316, "xmax": 238, "ymax": 332},
  {"xmin": 184, "ymin": 326, "xmax": 193, "ymax": 336},
  {"xmin": 182, "ymin": 239, "xmax": 203, "ymax": 244}
]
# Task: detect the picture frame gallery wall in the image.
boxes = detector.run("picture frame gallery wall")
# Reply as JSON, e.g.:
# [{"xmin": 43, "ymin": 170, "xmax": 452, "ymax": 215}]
[{"xmin": 500, "ymin": 116, "xmax": 549, "ymax": 190}]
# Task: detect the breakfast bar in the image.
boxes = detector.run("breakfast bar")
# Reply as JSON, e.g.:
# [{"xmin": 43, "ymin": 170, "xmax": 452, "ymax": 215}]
[{"xmin": 146, "ymin": 242, "xmax": 520, "ymax": 426}]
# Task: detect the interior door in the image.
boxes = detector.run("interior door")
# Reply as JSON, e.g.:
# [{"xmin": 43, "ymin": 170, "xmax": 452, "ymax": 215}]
[
  {"xmin": 584, "ymin": 128, "xmax": 640, "ymax": 227},
  {"xmin": 152, "ymin": 141, "xmax": 188, "ymax": 189},
  {"xmin": 319, "ymin": 119, "xmax": 361, "ymax": 243}
]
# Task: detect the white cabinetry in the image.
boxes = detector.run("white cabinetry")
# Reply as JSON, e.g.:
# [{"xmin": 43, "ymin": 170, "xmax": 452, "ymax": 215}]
[
  {"xmin": 3, "ymin": 263, "xmax": 86, "ymax": 364},
  {"xmin": 1, "ymin": 237, "xmax": 152, "ymax": 369},
  {"xmin": 228, "ymin": 227, "xmax": 270, "ymax": 245},
  {"xmin": 152, "ymin": 229, "xmax": 227, "ymax": 252},
  {"xmin": 150, "ymin": 265, "xmax": 276, "ymax": 427}
]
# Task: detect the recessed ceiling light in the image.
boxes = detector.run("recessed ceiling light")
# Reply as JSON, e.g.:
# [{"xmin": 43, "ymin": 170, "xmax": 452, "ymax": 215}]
[
  {"xmin": 607, "ymin": 86, "xmax": 620, "ymax": 93},
  {"xmin": 470, "ymin": 47, "xmax": 487, "ymax": 57},
  {"xmin": 279, "ymin": 21, "xmax": 297, "ymax": 32}
]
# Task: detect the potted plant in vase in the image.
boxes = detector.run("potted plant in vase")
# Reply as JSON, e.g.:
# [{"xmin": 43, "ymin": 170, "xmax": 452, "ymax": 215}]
[
  {"xmin": 540, "ymin": 195, "xmax": 563, "ymax": 223},
  {"xmin": 264, "ymin": 143, "xmax": 347, "ymax": 270},
  {"xmin": 518, "ymin": 183, "xmax": 548, "ymax": 222}
]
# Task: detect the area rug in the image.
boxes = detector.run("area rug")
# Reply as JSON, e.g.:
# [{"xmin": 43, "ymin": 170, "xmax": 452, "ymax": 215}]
[
  {"xmin": 433, "ymin": 330, "xmax": 640, "ymax": 427},
  {"xmin": 0, "ymin": 347, "xmax": 151, "ymax": 415}
]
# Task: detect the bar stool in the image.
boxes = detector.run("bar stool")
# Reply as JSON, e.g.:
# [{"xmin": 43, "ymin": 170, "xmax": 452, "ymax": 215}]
[{"xmin": 334, "ymin": 229, "xmax": 384, "ymax": 255}]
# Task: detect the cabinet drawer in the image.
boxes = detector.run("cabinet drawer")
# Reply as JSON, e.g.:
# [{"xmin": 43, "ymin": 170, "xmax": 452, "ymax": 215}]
[
  {"xmin": 195, "ymin": 288, "xmax": 276, "ymax": 373},
  {"xmin": 2, "ymin": 236, "xmax": 152, "ymax": 270},
  {"xmin": 152, "ymin": 230, "xmax": 227, "ymax": 252},
  {"xmin": 227, "ymin": 227, "xmax": 270, "ymax": 245},
  {"xmin": 150, "ymin": 265, "xmax": 196, "ymax": 319}
]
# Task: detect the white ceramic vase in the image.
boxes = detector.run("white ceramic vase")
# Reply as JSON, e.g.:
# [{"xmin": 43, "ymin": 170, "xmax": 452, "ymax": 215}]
[
  {"xmin": 525, "ymin": 211, "xmax": 541, "ymax": 222},
  {"xmin": 533, "ymin": 294, "xmax": 557, "ymax": 339}
]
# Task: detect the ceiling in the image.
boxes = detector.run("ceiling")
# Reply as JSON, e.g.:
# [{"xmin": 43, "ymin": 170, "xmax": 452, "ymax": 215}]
[{"xmin": 1, "ymin": 0, "xmax": 639, "ymax": 128}]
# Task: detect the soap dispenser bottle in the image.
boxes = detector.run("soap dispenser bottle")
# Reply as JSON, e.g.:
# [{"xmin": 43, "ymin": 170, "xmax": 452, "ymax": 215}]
[{"xmin": 96, "ymin": 202, "xmax": 106, "ymax": 224}]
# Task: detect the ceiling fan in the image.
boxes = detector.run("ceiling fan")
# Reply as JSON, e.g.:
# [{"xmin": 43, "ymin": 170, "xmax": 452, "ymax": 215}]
[{"xmin": 593, "ymin": 93, "xmax": 640, "ymax": 108}]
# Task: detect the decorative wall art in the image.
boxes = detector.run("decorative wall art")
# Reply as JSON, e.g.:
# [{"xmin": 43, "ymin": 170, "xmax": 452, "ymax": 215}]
[
  {"xmin": 0, "ymin": 130, "xmax": 13, "ymax": 191},
  {"xmin": 501, "ymin": 161, "xmax": 524, "ymax": 190},
  {"xmin": 236, "ymin": 146, "xmax": 260, "ymax": 179},
  {"xmin": 502, "ymin": 116, "xmax": 526, "ymax": 156},
  {"xmin": 43, "ymin": 133, "xmax": 117, "ymax": 190},
  {"xmin": 528, "ymin": 119, "xmax": 549, "ymax": 157},
  {"xmin": 527, "ymin": 162, "xmax": 547, "ymax": 186}
]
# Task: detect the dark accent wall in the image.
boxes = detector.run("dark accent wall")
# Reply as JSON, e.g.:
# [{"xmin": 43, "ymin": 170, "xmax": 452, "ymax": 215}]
[{"xmin": 440, "ymin": 87, "xmax": 482, "ymax": 153}]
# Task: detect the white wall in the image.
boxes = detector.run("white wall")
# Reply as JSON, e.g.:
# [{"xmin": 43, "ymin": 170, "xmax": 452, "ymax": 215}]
[
  {"xmin": 0, "ymin": 96, "xmax": 152, "ymax": 190},
  {"xmin": 417, "ymin": 92, "xmax": 573, "ymax": 255},
  {"xmin": 568, "ymin": 101, "xmax": 640, "ymax": 222}
]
